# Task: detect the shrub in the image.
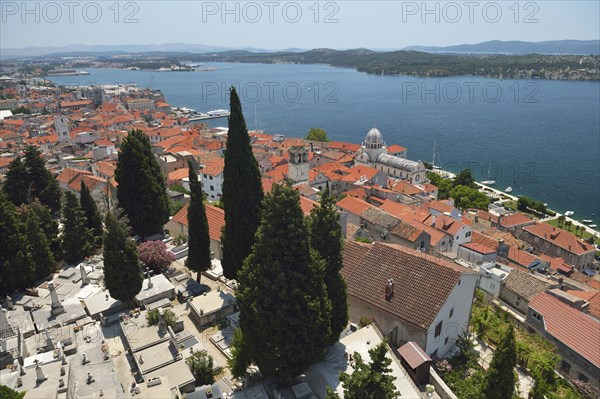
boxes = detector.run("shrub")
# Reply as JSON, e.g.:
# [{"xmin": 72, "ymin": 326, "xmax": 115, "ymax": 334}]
[
  {"xmin": 146, "ymin": 309, "xmax": 178, "ymax": 328},
  {"xmin": 186, "ymin": 351, "xmax": 216, "ymax": 386},
  {"xmin": 138, "ymin": 240, "xmax": 175, "ymax": 273}
]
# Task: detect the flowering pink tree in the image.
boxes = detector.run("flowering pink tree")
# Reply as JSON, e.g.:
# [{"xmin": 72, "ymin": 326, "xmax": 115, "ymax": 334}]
[{"xmin": 138, "ymin": 240, "xmax": 175, "ymax": 273}]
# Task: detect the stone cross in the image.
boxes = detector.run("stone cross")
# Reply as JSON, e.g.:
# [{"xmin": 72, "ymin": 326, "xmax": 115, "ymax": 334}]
[{"xmin": 35, "ymin": 360, "xmax": 47, "ymax": 383}]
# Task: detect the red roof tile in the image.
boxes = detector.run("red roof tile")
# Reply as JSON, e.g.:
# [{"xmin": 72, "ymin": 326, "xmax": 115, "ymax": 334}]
[
  {"xmin": 529, "ymin": 292, "xmax": 600, "ymax": 368},
  {"xmin": 523, "ymin": 223, "xmax": 595, "ymax": 256}
]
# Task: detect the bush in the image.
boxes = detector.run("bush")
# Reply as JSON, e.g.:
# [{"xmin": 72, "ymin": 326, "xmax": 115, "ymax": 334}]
[
  {"xmin": 186, "ymin": 351, "xmax": 216, "ymax": 386},
  {"xmin": 146, "ymin": 309, "xmax": 178, "ymax": 328}
]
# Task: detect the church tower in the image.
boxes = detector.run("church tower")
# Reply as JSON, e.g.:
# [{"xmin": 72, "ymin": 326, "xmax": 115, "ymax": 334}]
[
  {"xmin": 54, "ymin": 115, "xmax": 70, "ymax": 143},
  {"xmin": 288, "ymin": 146, "xmax": 309, "ymax": 183},
  {"xmin": 355, "ymin": 127, "xmax": 387, "ymax": 166}
]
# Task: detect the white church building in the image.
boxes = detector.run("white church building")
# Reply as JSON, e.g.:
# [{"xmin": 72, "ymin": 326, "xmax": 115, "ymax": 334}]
[{"xmin": 355, "ymin": 128, "xmax": 427, "ymax": 184}]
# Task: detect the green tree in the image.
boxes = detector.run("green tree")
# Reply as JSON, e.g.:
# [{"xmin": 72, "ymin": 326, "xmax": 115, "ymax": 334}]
[
  {"xmin": 62, "ymin": 191, "xmax": 93, "ymax": 265},
  {"xmin": 337, "ymin": 342, "xmax": 400, "ymax": 399},
  {"xmin": 146, "ymin": 308, "xmax": 178, "ymax": 328},
  {"xmin": 237, "ymin": 184, "xmax": 331, "ymax": 378},
  {"xmin": 28, "ymin": 199, "xmax": 61, "ymax": 259},
  {"xmin": 80, "ymin": 181, "xmax": 103, "ymax": 246},
  {"xmin": 18, "ymin": 204, "xmax": 55, "ymax": 280},
  {"xmin": 306, "ymin": 127, "xmax": 330, "ymax": 142},
  {"xmin": 427, "ymin": 171, "xmax": 453, "ymax": 200},
  {"xmin": 450, "ymin": 185, "xmax": 490, "ymax": 210},
  {"xmin": 2, "ymin": 156, "xmax": 29, "ymax": 206},
  {"xmin": 309, "ymin": 185, "xmax": 348, "ymax": 345},
  {"xmin": 103, "ymin": 211, "xmax": 143, "ymax": 303},
  {"xmin": 0, "ymin": 385, "xmax": 26, "ymax": 399},
  {"xmin": 221, "ymin": 87, "xmax": 264, "ymax": 279},
  {"xmin": 115, "ymin": 129, "xmax": 170, "ymax": 237},
  {"xmin": 23, "ymin": 146, "xmax": 61, "ymax": 213},
  {"xmin": 186, "ymin": 351, "xmax": 216, "ymax": 386},
  {"xmin": 453, "ymin": 169, "xmax": 476, "ymax": 188},
  {"xmin": 186, "ymin": 161, "xmax": 211, "ymax": 283},
  {"xmin": 480, "ymin": 324, "xmax": 517, "ymax": 399},
  {"xmin": 0, "ymin": 192, "xmax": 35, "ymax": 296},
  {"xmin": 227, "ymin": 328, "xmax": 251, "ymax": 380}
]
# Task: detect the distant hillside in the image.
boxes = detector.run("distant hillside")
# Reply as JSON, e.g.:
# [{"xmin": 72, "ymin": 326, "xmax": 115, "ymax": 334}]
[{"xmin": 404, "ymin": 40, "xmax": 600, "ymax": 55}]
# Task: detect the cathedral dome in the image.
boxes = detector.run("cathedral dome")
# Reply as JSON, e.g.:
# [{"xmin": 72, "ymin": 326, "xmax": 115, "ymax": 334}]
[{"xmin": 365, "ymin": 127, "xmax": 383, "ymax": 144}]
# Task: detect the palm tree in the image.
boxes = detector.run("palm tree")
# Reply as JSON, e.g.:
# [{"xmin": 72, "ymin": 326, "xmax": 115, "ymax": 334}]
[
  {"xmin": 565, "ymin": 220, "xmax": 572, "ymax": 232},
  {"xmin": 557, "ymin": 215, "xmax": 565, "ymax": 228}
]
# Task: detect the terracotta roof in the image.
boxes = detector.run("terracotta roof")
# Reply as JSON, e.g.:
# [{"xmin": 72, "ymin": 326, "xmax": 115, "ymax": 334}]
[
  {"xmin": 501, "ymin": 269, "xmax": 555, "ymax": 301},
  {"xmin": 201, "ymin": 158, "xmax": 224, "ymax": 176},
  {"xmin": 461, "ymin": 242, "xmax": 496, "ymax": 255},
  {"xmin": 390, "ymin": 219, "xmax": 425, "ymax": 242},
  {"xmin": 500, "ymin": 212, "xmax": 534, "ymax": 227},
  {"xmin": 379, "ymin": 200, "xmax": 430, "ymax": 223},
  {"xmin": 170, "ymin": 204, "xmax": 224, "ymax": 241},
  {"xmin": 529, "ymin": 292, "xmax": 600, "ymax": 368},
  {"xmin": 523, "ymin": 223, "xmax": 595, "ymax": 255},
  {"xmin": 336, "ymin": 196, "xmax": 371, "ymax": 216},
  {"xmin": 567, "ymin": 290, "xmax": 600, "ymax": 320},
  {"xmin": 477, "ymin": 210, "xmax": 499, "ymax": 224},
  {"xmin": 167, "ymin": 168, "xmax": 190, "ymax": 184},
  {"xmin": 387, "ymin": 144, "xmax": 407, "ymax": 154},
  {"xmin": 299, "ymin": 196, "xmax": 319, "ymax": 216},
  {"xmin": 70, "ymin": 174, "xmax": 108, "ymax": 192},
  {"xmin": 57, "ymin": 167, "xmax": 92, "ymax": 185},
  {"xmin": 398, "ymin": 341, "xmax": 431, "ymax": 369},
  {"xmin": 433, "ymin": 214, "xmax": 467, "ymax": 236},
  {"xmin": 342, "ymin": 241, "xmax": 473, "ymax": 329},
  {"xmin": 507, "ymin": 247, "xmax": 538, "ymax": 267}
]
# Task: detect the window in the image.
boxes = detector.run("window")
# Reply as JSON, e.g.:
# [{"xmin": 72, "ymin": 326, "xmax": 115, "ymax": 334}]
[
  {"xmin": 203, "ymin": 174, "xmax": 207, "ymax": 179},
  {"xmin": 431, "ymin": 349, "xmax": 438, "ymax": 359},
  {"xmin": 516, "ymin": 296, "xmax": 523, "ymax": 308},
  {"xmin": 532, "ymin": 311, "xmax": 542, "ymax": 321},
  {"xmin": 210, "ymin": 186, "xmax": 214, "ymax": 191},
  {"xmin": 435, "ymin": 321, "xmax": 443, "ymax": 337},
  {"xmin": 458, "ymin": 279, "xmax": 461, "ymax": 286},
  {"xmin": 560, "ymin": 361, "xmax": 571, "ymax": 374},
  {"xmin": 444, "ymin": 337, "xmax": 449, "ymax": 345},
  {"xmin": 578, "ymin": 373, "xmax": 589, "ymax": 383},
  {"xmin": 209, "ymin": 176, "xmax": 213, "ymax": 180},
  {"xmin": 449, "ymin": 308, "xmax": 454, "ymax": 318},
  {"xmin": 466, "ymin": 231, "xmax": 471, "ymax": 237}
]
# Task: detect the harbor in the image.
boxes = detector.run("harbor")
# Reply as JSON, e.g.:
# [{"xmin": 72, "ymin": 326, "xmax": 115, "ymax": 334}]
[{"xmin": 171, "ymin": 107, "xmax": 230, "ymax": 122}]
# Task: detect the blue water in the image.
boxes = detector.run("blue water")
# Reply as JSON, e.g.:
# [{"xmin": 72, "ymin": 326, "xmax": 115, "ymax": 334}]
[{"xmin": 49, "ymin": 64, "xmax": 600, "ymax": 223}]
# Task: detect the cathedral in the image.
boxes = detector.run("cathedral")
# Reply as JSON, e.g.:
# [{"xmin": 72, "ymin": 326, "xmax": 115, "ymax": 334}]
[{"xmin": 355, "ymin": 128, "xmax": 427, "ymax": 184}]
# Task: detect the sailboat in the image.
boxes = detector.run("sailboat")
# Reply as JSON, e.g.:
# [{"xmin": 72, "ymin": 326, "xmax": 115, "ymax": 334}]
[
  {"xmin": 432, "ymin": 139, "xmax": 441, "ymax": 170},
  {"xmin": 481, "ymin": 163, "xmax": 496, "ymax": 185}
]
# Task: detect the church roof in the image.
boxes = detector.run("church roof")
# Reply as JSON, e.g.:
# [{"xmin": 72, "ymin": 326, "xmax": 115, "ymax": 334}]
[
  {"xmin": 365, "ymin": 127, "xmax": 383, "ymax": 144},
  {"xmin": 376, "ymin": 153, "xmax": 422, "ymax": 173}
]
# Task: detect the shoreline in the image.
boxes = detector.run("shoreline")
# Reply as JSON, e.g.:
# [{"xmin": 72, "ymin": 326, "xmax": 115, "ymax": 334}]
[{"xmin": 432, "ymin": 168, "xmax": 599, "ymax": 238}]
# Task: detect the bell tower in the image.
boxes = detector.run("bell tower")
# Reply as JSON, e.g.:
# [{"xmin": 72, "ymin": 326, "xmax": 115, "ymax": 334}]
[{"xmin": 288, "ymin": 146, "xmax": 309, "ymax": 183}]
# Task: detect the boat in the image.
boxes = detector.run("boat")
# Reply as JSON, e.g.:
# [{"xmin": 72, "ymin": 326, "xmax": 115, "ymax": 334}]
[
  {"xmin": 565, "ymin": 211, "xmax": 574, "ymax": 216},
  {"xmin": 206, "ymin": 109, "xmax": 230, "ymax": 117},
  {"xmin": 431, "ymin": 139, "xmax": 442, "ymax": 170},
  {"xmin": 504, "ymin": 187, "xmax": 513, "ymax": 193},
  {"xmin": 583, "ymin": 220, "xmax": 593, "ymax": 224},
  {"xmin": 589, "ymin": 224, "xmax": 597, "ymax": 228}
]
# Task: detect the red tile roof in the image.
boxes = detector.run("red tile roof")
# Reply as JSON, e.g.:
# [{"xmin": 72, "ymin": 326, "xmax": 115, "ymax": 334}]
[
  {"xmin": 529, "ymin": 292, "xmax": 600, "ymax": 368},
  {"xmin": 567, "ymin": 290, "xmax": 600, "ymax": 320},
  {"xmin": 170, "ymin": 204, "xmax": 224, "ymax": 241},
  {"xmin": 523, "ymin": 223, "xmax": 595, "ymax": 255},
  {"xmin": 398, "ymin": 341, "xmax": 431, "ymax": 369},
  {"xmin": 342, "ymin": 241, "xmax": 475, "ymax": 329},
  {"xmin": 461, "ymin": 242, "xmax": 496, "ymax": 255},
  {"xmin": 201, "ymin": 158, "xmax": 224, "ymax": 176},
  {"xmin": 500, "ymin": 212, "xmax": 534, "ymax": 228},
  {"xmin": 336, "ymin": 196, "xmax": 372, "ymax": 216}
]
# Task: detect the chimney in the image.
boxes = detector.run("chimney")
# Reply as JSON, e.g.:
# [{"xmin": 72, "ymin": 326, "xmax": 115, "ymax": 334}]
[
  {"xmin": 385, "ymin": 278, "xmax": 395, "ymax": 301},
  {"xmin": 497, "ymin": 239, "xmax": 509, "ymax": 258}
]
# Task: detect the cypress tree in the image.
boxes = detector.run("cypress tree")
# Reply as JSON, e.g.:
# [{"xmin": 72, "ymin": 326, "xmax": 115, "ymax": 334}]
[
  {"xmin": 0, "ymin": 191, "xmax": 34, "ymax": 296},
  {"xmin": 221, "ymin": 87, "xmax": 264, "ymax": 279},
  {"xmin": 309, "ymin": 185, "xmax": 348, "ymax": 344},
  {"xmin": 28, "ymin": 199, "xmax": 61, "ymax": 260},
  {"xmin": 23, "ymin": 146, "xmax": 61, "ymax": 213},
  {"xmin": 62, "ymin": 191, "xmax": 93, "ymax": 265},
  {"xmin": 18, "ymin": 204, "xmax": 55, "ymax": 280},
  {"xmin": 103, "ymin": 211, "xmax": 143, "ymax": 303},
  {"xmin": 337, "ymin": 342, "xmax": 400, "ymax": 399},
  {"xmin": 237, "ymin": 184, "xmax": 331, "ymax": 378},
  {"xmin": 80, "ymin": 181, "xmax": 103, "ymax": 246},
  {"xmin": 481, "ymin": 324, "xmax": 517, "ymax": 399},
  {"xmin": 2, "ymin": 156, "xmax": 29, "ymax": 206},
  {"xmin": 115, "ymin": 129, "xmax": 170, "ymax": 237},
  {"xmin": 186, "ymin": 161, "xmax": 211, "ymax": 283}
]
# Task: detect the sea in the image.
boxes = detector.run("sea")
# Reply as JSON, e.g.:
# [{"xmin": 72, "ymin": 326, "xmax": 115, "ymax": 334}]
[{"xmin": 48, "ymin": 63, "xmax": 600, "ymax": 226}]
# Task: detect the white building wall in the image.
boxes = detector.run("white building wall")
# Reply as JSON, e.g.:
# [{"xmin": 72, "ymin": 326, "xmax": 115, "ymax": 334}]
[
  {"xmin": 424, "ymin": 273, "xmax": 479, "ymax": 358},
  {"xmin": 201, "ymin": 173, "xmax": 223, "ymax": 201}
]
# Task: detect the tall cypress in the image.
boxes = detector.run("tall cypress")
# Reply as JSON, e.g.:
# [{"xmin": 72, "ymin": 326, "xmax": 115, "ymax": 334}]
[
  {"xmin": 62, "ymin": 191, "xmax": 93, "ymax": 265},
  {"xmin": 115, "ymin": 129, "xmax": 170, "ymax": 237},
  {"xmin": 103, "ymin": 211, "xmax": 143, "ymax": 303},
  {"xmin": 481, "ymin": 324, "xmax": 517, "ymax": 399},
  {"xmin": 237, "ymin": 184, "xmax": 331, "ymax": 378},
  {"xmin": 2, "ymin": 156, "xmax": 29, "ymax": 206},
  {"xmin": 0, "ymin": 191, "xmax": 34, "ymax": 296},
  {"xmin": 18, "ymin": 204, "xmax": 55, "ymax": 280},
  {"xmin": 186, "ymin": 161, "xmax": 212, "ymax": 283},
  {"xmin": 309, "ymin": 186, "xmax": 348, "ymax": 345},
  {"xmin": 24, "ymin": 146, "xmax": 61, "ymax": 213},
  {"xmin": 29, "ymin": 199, "xmax": 61, "ymax": 260},
  {"xmin": 80, "ymin": 181, "xmax": 103, "ymax": 245},
  {"xmin": 221, "ymin": 87, "xmax": 264, "ymax": 279}
]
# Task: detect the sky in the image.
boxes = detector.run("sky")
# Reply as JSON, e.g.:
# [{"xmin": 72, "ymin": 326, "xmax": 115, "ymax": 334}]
[{"xmin": 1, "ymin": 1, "xmax": 599, "ymax": 50}]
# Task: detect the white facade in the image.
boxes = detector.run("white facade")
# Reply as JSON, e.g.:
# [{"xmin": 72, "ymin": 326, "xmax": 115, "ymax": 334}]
[
  {"xmin": 477, "ymin": 262, "xmax": 512, "ymax": 298},
  {"xmin": 201, "ymin": 171, "xmax": 223, "ymax": 201},
  {"xmin": 54, "ymin": 115, "xmax": 70, "ymax": 143}
]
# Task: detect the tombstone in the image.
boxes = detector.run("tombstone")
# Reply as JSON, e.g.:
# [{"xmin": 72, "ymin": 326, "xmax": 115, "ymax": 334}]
[
  {"xmin": 48, "ymin": 282, "xmax": 65, "ymax": 315},
  {"xmin": 0, "ymin": 307, "xmax": 10, "ymax": 332},
  {"xmin": 1, "ymin": 296, "xmax": 13, "ymax": 310},
  {"xmin": 35, "ymin": 361, "xmax": 47, "ymax": 383},
  {"xmin": 80, "ymin": 265, "xmax": 90, "ymax": 285},
  {"xmin": 44, "ymin": 329, "xmax": 55, "ymax": 351},
  {"xmin": 146, "ymin": 268, "xmax": 154, "ymax": 289},
  {"xmin": 157, "ymin": 308, "xmax": 166, "ymax": 334}
]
